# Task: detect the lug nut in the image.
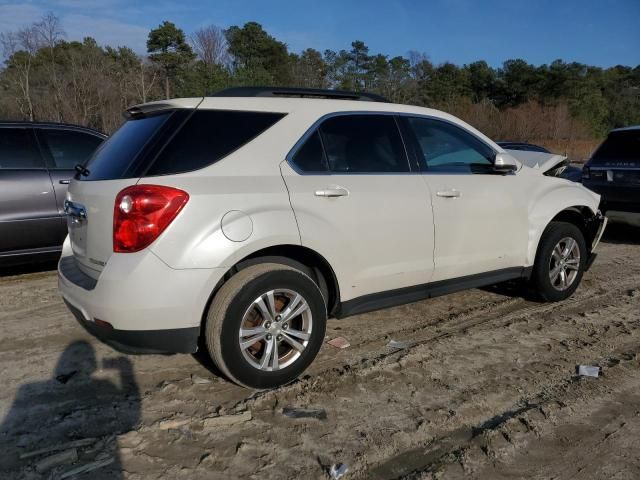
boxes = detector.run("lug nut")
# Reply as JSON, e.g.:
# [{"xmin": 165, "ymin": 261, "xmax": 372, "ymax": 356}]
[
  {"xmin": 266, "ymin": 334, "xmax": 272, "ymax": 340},
  {"xmin": 264, "ymin": 321, "xmax": 272, "ymax": 328},
  {"xmin": 282, "ymin": 323, "xmax": 288, "ymax": 330},
  {"xmin": 277, "ymin": 334, "xmax": 283, "ymax": 341},
  {"xmin": 275, "ymin": 315, "xmax": 282, "ymax": 321}
]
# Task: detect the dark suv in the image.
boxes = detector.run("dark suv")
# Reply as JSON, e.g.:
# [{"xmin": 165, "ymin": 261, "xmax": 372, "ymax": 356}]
[
  {"xmin": 0, "ymin": 122, "xmax": 106, "ymax": 266},
  {"xmin": 582, "ymin": 126, "xmax": 640, "ymax": 227}
]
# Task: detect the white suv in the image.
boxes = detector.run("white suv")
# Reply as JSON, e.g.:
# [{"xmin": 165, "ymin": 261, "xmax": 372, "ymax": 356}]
[{"xmin": 58, "ymin": 87, "xmax": 606, "ymax": 389}]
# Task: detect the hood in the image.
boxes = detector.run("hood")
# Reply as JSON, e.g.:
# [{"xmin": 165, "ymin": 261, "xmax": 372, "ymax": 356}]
[{"xmin": 504, "ymin": 149, "xmax": 570, "ymax": 176}]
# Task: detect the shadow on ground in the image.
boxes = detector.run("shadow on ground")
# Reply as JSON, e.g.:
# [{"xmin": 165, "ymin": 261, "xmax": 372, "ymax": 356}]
[
  {"xmin": 601, "ymin": 222, "xmax": 640, "ymax": 245},
  {"xmin": 0, "ymin": 341, "xmax": 140, "ymax": 479},
  {"xmin": 0, "ymin": 259, "xmax": 59, "ymax": 278}
]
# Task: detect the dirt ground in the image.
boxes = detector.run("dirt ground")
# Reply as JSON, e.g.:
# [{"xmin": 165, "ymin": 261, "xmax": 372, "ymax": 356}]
[{"xmin": 1, "ymin": 224, "xmax": 639, "ymax": 480}]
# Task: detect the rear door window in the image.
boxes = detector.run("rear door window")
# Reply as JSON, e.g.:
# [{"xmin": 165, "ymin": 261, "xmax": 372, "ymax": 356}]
[
  {"xmin": 290, "ymin": 131, "xmax": 328, "ymax": 173},
  {"xmin": 145, "ymin": 110, "xmax": 285, "ymax": 176},
  {"xmin": 38, "ymin": 129, "xmax": 104, "ymax": 170},
  {"xmin": 319, "ymin": 114, "xmax": 409, "ymax": 173},
  {"xmin": 0, "ymin": 128, "xmax": 45, "ymax": 169}
]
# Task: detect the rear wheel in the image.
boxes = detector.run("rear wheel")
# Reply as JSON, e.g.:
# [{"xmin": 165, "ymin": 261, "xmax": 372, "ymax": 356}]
[
  {"xmin": 205, "ymin": 263, "xmax": 327, "ymax": 389},
  {"xmin": 531, "ymin": 221, "xmax": 587, "ymax": 302}
]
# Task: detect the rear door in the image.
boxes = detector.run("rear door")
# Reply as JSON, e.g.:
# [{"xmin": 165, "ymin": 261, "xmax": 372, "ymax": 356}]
[
  {"xmin": 0, "ymin": 126, "xmax": 60, "ymax": 254},
  {"xmin": 281, "ymin": 113, "xmax": 435, "ymax": 301},
  {"xmin": 401, "ymin": 116, "xmax": 527, "ymax": 282},
  {"xmin": 36, "ymin": 127, "xmax": 105, "ymax": 216}
]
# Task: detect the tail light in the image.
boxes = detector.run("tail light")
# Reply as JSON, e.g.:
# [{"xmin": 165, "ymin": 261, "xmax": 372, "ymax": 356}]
[
  {"xmin": 114, "ymin": 185, "xmax": 189, "ymax": 253},
  {"xmin": 582, "ymin": 166, "xmax": 590, "ymax": 180}
]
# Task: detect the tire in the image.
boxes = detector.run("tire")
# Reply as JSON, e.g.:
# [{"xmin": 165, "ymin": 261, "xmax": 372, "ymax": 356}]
[
  {"xmin": 530, "ymin": 221, "xmax": 587, "ymax": 302},
  {"xmin": 204, "ymin": 263, "xmax": 327, "ymax": 389}
]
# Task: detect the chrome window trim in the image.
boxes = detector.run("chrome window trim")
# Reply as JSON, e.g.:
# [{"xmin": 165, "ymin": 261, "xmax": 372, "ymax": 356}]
[{"xmin": 285, "ymin": 111, "xmax": 498, "ymax": 176}]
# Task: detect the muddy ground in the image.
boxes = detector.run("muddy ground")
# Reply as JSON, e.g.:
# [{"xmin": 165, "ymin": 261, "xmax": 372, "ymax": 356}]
[{"xmin": 1, "ymin": 224, "xmax": 639, "ymax": 480}]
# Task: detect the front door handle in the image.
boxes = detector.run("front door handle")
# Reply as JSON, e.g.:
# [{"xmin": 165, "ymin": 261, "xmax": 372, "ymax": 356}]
[
  {"xmin": 59, "ymin": 179, "xmax": 71, "ymax": 185},
  {"xmin": 436, "ymin": 190, "xmax": 461, "ymax": 198},
  {"xmin": 315, "ymin": 187, "xmax": 349, "ymax": 198}
]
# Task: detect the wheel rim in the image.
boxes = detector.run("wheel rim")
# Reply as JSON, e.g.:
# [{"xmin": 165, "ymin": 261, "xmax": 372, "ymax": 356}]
[
  {"xmin": 238, "ymin": 289, "xmax": 313, "ymax": 371},
  {"xmin": 548, "ymin": 236, "xmax": 581, "ymax": 291}
]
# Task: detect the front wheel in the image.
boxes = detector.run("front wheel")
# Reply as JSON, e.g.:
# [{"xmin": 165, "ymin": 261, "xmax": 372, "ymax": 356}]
[
  {"xmin": 530, "ymin": 221, "xmax": 587, "ymax": 302},
  {"xmin": 205, "ymin": 263, "xmax": 327, "ymax": 389}
]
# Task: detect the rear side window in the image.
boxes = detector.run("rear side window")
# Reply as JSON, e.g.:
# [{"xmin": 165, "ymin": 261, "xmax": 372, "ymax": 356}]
[
  {"xmin": 82, "ymin": 112, "xmax": 172, "ymax": 181},
  {"xmin": 591, "ymin": 131, "xmax": 640, "ymax": 164},
  {"xmin": 38, "ymin": 129, "xmax": 103, "ymax": 170},
  {"xmin": 0, "ymin": 128, "xmax": 44, "ymax": 169},
  {"xmin": 321, "ymin": 115, "xmax": 408, "ymax": 173},
  {"xmin": 145, "ymin": 110, "xmax": 285, "ymax": 176}
]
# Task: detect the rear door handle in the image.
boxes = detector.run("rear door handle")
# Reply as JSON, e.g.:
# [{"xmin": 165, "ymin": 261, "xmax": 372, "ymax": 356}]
[
  {"xmin": 315, "ymin": 187, "xmax": 349, "ymax": 198},
  {"xmin": 436, "ymin": 190, "xmax": 461, "ymax": 198},
  {"xmin": 59, "ymin": 179, "xmax": 71, "ymax": 185}
]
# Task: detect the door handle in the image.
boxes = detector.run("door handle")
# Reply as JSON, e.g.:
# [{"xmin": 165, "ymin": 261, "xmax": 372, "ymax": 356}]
[
  {"xmin": 436, "ymin": 190, "xmax": 461, "ymax": 198},
  {"xmin": 314, "ymin": 187, "xmax": 349, "ymax": 198},
  {"xmin": 59, "ymin": 179, "xmax": 71, "ymax": 184}
]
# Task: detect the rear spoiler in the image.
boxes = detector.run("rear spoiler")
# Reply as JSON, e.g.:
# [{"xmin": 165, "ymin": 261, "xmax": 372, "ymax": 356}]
[{"xmin": 125, "ymin": 98, "xmax": 204, "ymax": 119}]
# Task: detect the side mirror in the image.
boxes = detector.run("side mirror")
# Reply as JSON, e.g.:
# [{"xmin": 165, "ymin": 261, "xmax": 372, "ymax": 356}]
[{"xmin": 493, "ymin": 152, "xmax": 519, "ymax": 174}]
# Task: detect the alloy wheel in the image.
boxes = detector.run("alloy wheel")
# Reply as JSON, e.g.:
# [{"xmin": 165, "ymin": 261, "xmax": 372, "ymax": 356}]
[
  {"xmin": 548, "ymin": 236, "xmax": 581, "ymax": 291},
  {"xmin": 238, "ymin": 289, "xmax": 313, "ymax": 371}
]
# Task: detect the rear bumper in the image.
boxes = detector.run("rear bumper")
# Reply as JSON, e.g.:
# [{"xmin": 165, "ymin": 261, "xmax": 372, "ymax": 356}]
[
  {"xmin": 58, "ymin": 241, "xmax": 225, "ymax": 354},
  {"xmin": 64, "ymin": 298, "xmax": 199, "ymax": 354}
]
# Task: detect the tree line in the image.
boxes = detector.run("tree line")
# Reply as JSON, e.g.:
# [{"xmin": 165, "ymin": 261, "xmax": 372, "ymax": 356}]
[{"xmin": 1, "ymin": 15, "xmax": 639, "ymax": 158}]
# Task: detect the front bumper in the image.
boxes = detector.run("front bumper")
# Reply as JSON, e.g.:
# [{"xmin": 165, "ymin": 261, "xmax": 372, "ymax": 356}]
[
  {"xmin": 590, "ymin": 212, "xmax": 608, "ymax": 252},
  {"xmin": 58, "ymin": 247, "xmax": 225, "ymax": 354}
]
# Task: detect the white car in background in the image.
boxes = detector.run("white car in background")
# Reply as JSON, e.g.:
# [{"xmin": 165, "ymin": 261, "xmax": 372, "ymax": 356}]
[{"xmin": 58, "ymin": 87, "xmax": 606, "ymax": 389}]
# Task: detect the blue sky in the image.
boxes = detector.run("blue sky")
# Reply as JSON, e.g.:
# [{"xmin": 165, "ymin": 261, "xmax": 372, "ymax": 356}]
[{"xmin": 1, "ymin": 0, "xmax": 639, "ymax": 67}]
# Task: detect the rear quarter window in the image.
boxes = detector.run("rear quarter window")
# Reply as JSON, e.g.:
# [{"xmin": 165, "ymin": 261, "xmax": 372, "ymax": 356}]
[
  {"xmin": 144, "ymin": 110, "xmax": 285, "ymax": 176},
  {"xmin": 81, "ymin": 111, "xmax": 173, "ymax": 181}
]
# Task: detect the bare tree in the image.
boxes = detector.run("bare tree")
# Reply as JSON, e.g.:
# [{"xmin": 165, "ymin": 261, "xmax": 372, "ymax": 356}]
[
  {"xmin": 34, "ymin": 12, "xmax": 66, "ymax": 121},
  {"xmin": 0, "ymin": 25, "xmax": 43, "ymax": 120},
  {"xmin": 190, "ymin": 25, "xmax": 229, "ymax": 67}
]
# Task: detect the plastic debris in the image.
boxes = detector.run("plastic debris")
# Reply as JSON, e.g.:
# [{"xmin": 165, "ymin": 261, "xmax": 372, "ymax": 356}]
[
  {"xmin": 35, "ymin": 449, "xmax": 78, "ymax": 473},
  {"xmin": 20, "ymin": 438, "xmax": 96, "ymax": 459},
  {"xmin": 329, "ymin": 463, "xmax": 349, "ymax": 479},
  {"xmin": 60, "ymin": 457, "xmax": 115, "ymax": 479},
  {"xmin": 158, "ymin": 418, "xmax": 190, "ymax": 430},
  {"xmin": 387, "ymin": 339, "xmax": 410, "ymax": 350},
  {"xmin": 577, "ymin": 365, "xmax": 600, "ymax": 377},
  {"xmin": 282, "ymin": 406, "xmax": 327, "ymax": 420},
  {"xmin": 327, "ymin": 337, "xmax": 350, "ymax": 349},
  {"xmin": 202, "ymin": 410, "xmax": 252, "ymax": 428},
  {"xmin": 191, "ymin": 373, "xmax": 213, "ymax": 385}
]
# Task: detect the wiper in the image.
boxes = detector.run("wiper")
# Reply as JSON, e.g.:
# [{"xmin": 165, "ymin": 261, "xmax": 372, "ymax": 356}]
[{"xmin": 74, "ymin": 164, "xmax": 90, "ymax": 176}]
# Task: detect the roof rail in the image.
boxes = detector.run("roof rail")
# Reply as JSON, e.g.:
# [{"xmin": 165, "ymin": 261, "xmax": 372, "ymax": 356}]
[{"xmin": 209, "ymin": 86, "xmax": 389, "ymax": 103}]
